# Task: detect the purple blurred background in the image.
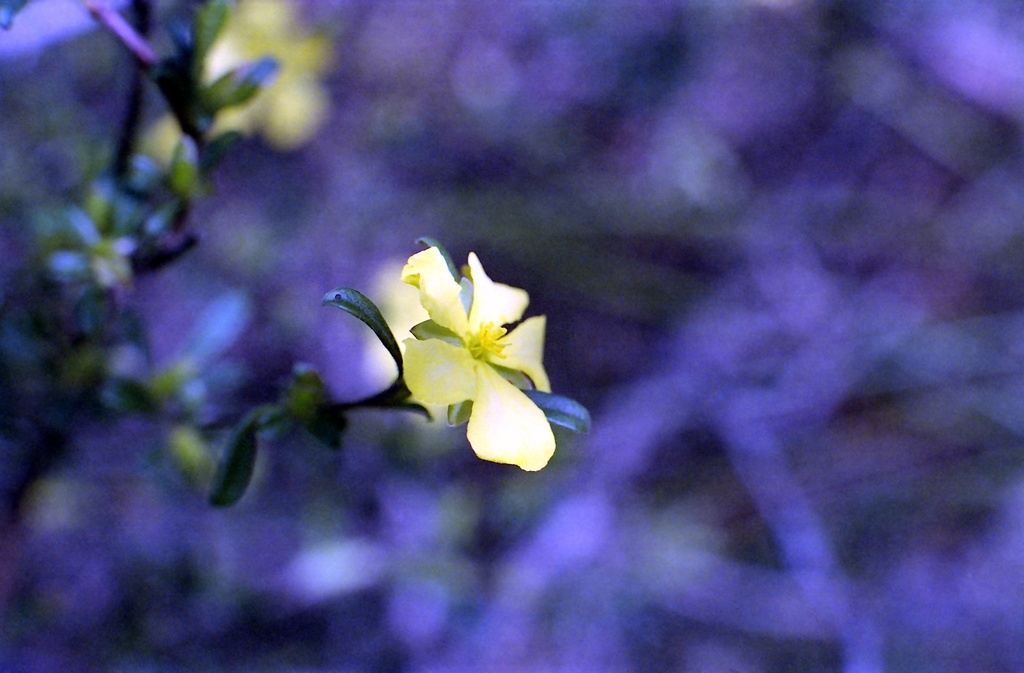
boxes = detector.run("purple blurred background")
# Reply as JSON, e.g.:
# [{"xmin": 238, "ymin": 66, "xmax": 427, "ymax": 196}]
[{"xmin": 4, "ymin": 1, "xmax": 1024, "ymax": 671}]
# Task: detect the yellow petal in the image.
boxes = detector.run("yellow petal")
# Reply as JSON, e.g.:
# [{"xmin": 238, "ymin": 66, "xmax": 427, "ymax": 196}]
[
  {"xmin": 466, "ymin": 252, "xmax": 529, "ymax": 330},
  {"xmin": 142, "ymin": 116, "xmax": 184, "ymax": 165},
  {"xmin": 402, "ymin": 248, "xmax": 470, "ymax": 335},
  {"xmin": 263, "ymin": 79, "xmax": 330, "ymax": 149},
  {"xmin": 500, "ymin": 315, "xmax": 551, "ymax": 392},
  {"xmin": 466, "ymin": 365, "xmax": 555, "ymax": 471},
  {"xmin": 403, "ymin": 338, "xmax": 477, "ymax": 405}
]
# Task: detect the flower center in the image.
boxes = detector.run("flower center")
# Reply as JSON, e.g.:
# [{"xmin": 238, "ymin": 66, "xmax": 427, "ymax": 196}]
[{"xmin": 467, "ymin": 322, "xmax": 508, "ymax": 360}]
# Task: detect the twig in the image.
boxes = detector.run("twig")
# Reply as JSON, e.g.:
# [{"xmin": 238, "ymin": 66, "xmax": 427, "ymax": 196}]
[
  {"xmin": 82, "ymin": 0, "xmax": 157, "ymax": 69},
  {"xmin": 131, "ymin": 231, "xmax": 198, "ymax": 274},
  {"xmin": 113, "ymin": 0, "xmax": 152, "ymax": 178}
]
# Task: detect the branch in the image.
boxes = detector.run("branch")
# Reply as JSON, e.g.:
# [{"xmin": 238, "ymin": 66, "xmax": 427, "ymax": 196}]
[
  {"xmin": 82, "ymin": 0, "xmax": 157, "ymax": 69},
  {"xmin": 113, "ymin": 0, "xmax": 152, "ymax": 178}
]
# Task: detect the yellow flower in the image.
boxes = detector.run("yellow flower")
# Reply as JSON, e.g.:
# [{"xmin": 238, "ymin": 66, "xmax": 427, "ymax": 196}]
[
  {"xmin": 144, "ymin": 0, "xmax": 332, "ymax": 158},
  {"xmin": 401, "ymin": 247, "xmax": 555, "ymax": 471},
  {"xmin": 206, "ymin": 0, "xmax": 331, "ymax": 150}
]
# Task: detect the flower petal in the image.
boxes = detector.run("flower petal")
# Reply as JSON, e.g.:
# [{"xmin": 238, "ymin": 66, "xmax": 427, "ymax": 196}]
[
  {"xmin": 500, "ymin": 315, "xmax": 551, "ymax": 392},
  {"xmin": 466, "ymin": 365, "xmax": 555, "ymax": 471},
  {"xmin": 403, "ymin": 337, "xmax": 477, "ymax": 405},
  {"xmin": 466, "ymin": 252, "xmax": 529, "ymax": 330},
  {"xmin": 402, "ymin": 248, "xmax": 469, "ymax": 335}
]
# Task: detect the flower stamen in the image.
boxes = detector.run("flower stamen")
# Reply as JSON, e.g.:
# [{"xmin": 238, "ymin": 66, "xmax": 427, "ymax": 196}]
[{"xmin": 467, "ymin": 322, "xmax": 508, "ymax": 360}]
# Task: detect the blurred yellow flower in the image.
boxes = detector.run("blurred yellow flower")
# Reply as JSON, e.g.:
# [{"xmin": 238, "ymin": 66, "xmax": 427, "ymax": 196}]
[
  {"xmin": 207, "ymin": 0, "xmax": 331, "ymax": 150},
  {"xmin": 400, "ymin": 247, "xmax": 555, "ymax": 471},
  {"xmin": 146, "ymin": 0, "xmax": 331, "ymax": 157}
]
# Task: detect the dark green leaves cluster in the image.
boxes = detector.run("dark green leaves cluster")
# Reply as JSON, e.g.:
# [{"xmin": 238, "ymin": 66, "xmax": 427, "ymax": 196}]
[
  {"xmin": 1, "ymin": 0, "xmax": 281, "ymax": 516},
  {"xmin": 33, "ymin": 1, "xmax": 277, "ymax": 287},
  {"xmin": 208, "ymin": 291, "xmax": 429, "ymax": 507},
  {"xmin": 154, "ymin": 0, "xmax": 277, "ymax": 141}
]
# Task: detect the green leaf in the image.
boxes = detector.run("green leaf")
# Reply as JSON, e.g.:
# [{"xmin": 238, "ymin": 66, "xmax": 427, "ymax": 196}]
[
  {"xmin": 193, "ymin": 0, "xmax": 230, "ymax": 75},
  {"xmin": 492, "ymin": 364, "xmax": 533, "ymax": 391},
  {"xmin": 416, "ymin": 237, "xmax": 460, "ymax": 280},
  {"xmin": 203, "ymin": 57, "xmax": 279, "ymax": 112},
  {"xmin": 0, "ymin": 0, "xmax": 28, "ymax": 30},
  {"xmin": 66, "ymin": 207, "xmax": 102, "ymax": 246},
  {"xmin": 127, "ymin": 155, "xmax": 165, "ymax": 193},
  {"xmin": 447, "ymin": 400, "xmax": 472, "ymax": 426},
  {"xmin": 200, "ymin": 131, "xmax": 243, "ymax": 173},
  {"xmin": 102, "ymin": 378, "xmax": 158, "ymax": 414},
  {"xmin": 523, "ymin": 391, "xmax": 591, "ymax": 433},
  {"xmin": 303, "ymin": 409, "xmax": 347, "ymax": 450},
  {"xmin": 209, "ymin": 406, "xmax": 268, "ymax": 506},
  {"xmin": 322, "ymin": 287, "xmax": 404, "ymax": 376},
  {"xmin": 168, "ymin": 136, "xmax": 200, "ymax": 198},
  {"xmin": 152, "ymin": 60, "xmax": 200, "ymax": 137},
  {"xmin": 410, "ymin": 319, "xmax": 462, "ymax": 346},
  {"xmin": 284, "ymin": 364, "xmax": 327, "ymax": 422},
  {"xmin": 47, "ymin": 251, "xmax": 90, "ymax": 282},
  {"xmin": 142, "ymin": 201, "xmax": 183, "ymax": 238},
  {"xmin": 108, "ymin": 188, "xmax": 147, "ymax": 238},
  {"xmin": 75, "ymin": 286, "xmax": 110, "ymax": 338}
]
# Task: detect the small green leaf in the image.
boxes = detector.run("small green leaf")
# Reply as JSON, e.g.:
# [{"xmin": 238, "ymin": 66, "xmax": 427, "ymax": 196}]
[
  {"xmin": 193, "ymin": 0, "xmax": 230, "ymax": 73},
  {"xmin": 200, "ymin": 131, "xmax": 243, "ymax": 173},
  {"xmin": 84, "ymin": 178, "xmax": 114, "ymax": 234},
  {"xmin": 284, "ymin": 364, "xmax": 327, "ymax": 422},
  {"xmin": 168, "ymin": 137, "xmax": 200, "ymax": 198},
  {"xmin": 410, "ymin": 319, "xmax": 462, "ymax": 346},
  {"xmin": 0, "ymin": 0, "xmax": 28, "ymax": 30},
  {"xmin": 66, "ymin": 207, "xmax": 102, "ymax": 246},
  {"xmin": 150, "ymin": 361, "xmax": 195, "ymax": 401},
  {"xmin": 416, "ymin": 237, "xmax": 459, "ymax": 280},
  {"xmin": 166, "ymin": 20, "xmax": 193, "ymax": 58},
  {"xmin": 523, "ymin": 391, "xmax": 591, "ymax": 433},
  {"xmin": 75, "ymin": 285, "xmax": 111, "ymax": 338},
  {"xmin": 152, "ymin": 59, "xmax": 202, "ymax": 138},
  {"xmin": 142, "ymin": 201, "xmax": 183, "ymax": 238},
  {"xmin": 210, "ymin": 406, "xmax": 269, "ymax": 506},
  {"xmin": 447, "ymin": 400, "xmax": 472, "ymax": 426},
  {"xmin": 127, "ymin": 155, "xmax": 165, "ymax": 193},
  {"xmin": 303, "ymin": 410, "xmax": 347, "ymax": 450},
  {"xmin": 47, "ymin": 251, "xmax": 90, "ymax": 282},
  {"xmin": 322, "ymin": 287, "xmax": 404, "ymax": 376},
  {"xmin": 108, "ymin": 189, "xmax": 147, "ymax": 238},
  {"xmin": 492, "ymin": 364, "xmax": 533, "ymax": 391},
  {"xmin": 459, "ymin": 276, "xmax": 473, "ymax": 316},
  {"xmin": 203, "ymin": 57, "xmax": 278, "ymax": 112},
  {"xmin": 102, "ymin": 378, "xmax": 158, "ymax": 414}
]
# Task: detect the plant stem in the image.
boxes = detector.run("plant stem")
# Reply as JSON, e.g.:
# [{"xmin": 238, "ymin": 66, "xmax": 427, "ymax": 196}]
[
  {"xmin": 82, "ymin": 0, "xmax": 157, "ymax": 69},
  {"xmin": 113, "ymin": 0, "xmax": 152, "ymax": 178}
]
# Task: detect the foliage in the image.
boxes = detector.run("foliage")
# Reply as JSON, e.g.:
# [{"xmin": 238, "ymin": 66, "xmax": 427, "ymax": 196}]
[{"xmin": 0, "ymin": 0, "xmax": 587, "ymax": 514}]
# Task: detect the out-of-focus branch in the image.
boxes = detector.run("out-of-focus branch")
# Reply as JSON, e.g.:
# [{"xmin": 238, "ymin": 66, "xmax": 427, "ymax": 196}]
[
  {"xmin": 709, "ymin": 230, "xmax": 884, "ymax": 673},
  {"xmin": 82, "ymin": 0, "xmax": 156, "ymax": 68},
  {"xmin": 113, "ymin": 0, "xmax": 152, "ymax": 178}
]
